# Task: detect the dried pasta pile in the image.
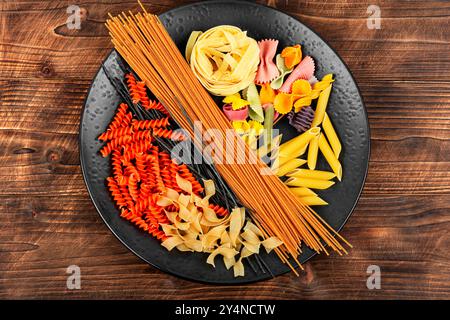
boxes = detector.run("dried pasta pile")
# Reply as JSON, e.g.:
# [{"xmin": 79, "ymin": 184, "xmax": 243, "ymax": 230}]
[
  {"xmin": 102, "ymin": 1, "xmax": 352, "ymax": 276},
  {"xmin": 98, "ymin": 72, "xmax": 282, "ymax": 276}
]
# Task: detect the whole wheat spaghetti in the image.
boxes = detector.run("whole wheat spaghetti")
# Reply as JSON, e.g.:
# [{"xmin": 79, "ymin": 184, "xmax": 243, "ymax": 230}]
[{"xmin": 105, "ymin": 2, "xmax": 351, "ymax": 273}]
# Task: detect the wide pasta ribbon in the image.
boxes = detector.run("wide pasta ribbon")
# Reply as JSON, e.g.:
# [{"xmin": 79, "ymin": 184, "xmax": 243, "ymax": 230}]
[
  {"xmin": 158, "ymin": 175, "xmax": 282, "ymax": 277},
  {"xmin": 255, "ymin": 39, "xmax": 280, "ymax": 84},
  {"xmin": 188, "ymin": 26, "xmax": 260, "ymax": 96}
]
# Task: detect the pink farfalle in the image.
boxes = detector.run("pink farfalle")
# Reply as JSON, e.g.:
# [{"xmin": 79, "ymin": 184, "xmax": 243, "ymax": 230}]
[
  {"xmin": 255, "ymin": 39, "xmax": 280, "ymax": 84},
  {"xmin": 279, "ymin": 56, "xmax": 315, "ymax": 93}
]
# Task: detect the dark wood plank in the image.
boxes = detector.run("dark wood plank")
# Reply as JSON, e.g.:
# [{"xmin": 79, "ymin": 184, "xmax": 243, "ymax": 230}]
[{"xmin": 0, "ymin": 0, "xmax": 449, "ymax": 299}]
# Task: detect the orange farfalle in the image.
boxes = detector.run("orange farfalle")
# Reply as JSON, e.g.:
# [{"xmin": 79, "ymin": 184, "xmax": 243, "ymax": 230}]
[
  {"xmin": 281, "ymin": 45, "xmax": 302, "ymax": 69},
  {"xmin": 291, "ymin": 79, "xmax": 312, "ymax": 97},
  {"xmin": 259, "ymin": 83, "xmax": 276, "ymax": 105},
  {"xmin": 274, "ymin": 79, "xmax": 312, "ymax": 114},
  {"xmin": 274, "ymin": 93, "xmax": 294, "ymax": 114}
]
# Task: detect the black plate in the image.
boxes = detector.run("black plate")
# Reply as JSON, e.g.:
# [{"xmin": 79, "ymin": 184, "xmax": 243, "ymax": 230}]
[{"xmin": 80, "ymin": 0, "xmax": 370, "ymax": 284}]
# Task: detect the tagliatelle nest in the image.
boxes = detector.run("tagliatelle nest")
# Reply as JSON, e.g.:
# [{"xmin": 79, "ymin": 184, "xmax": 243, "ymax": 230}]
[
  {"xmin": 186, "ymin": 25, "xmax": 260, "ymax": 96},
  {"xmin": 157, "ymin": 175, "xmax": 282, "ymax": 277}
]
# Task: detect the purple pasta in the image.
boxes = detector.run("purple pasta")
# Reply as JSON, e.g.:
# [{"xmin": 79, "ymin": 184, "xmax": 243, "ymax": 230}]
[{"xmin": 287, "ymin": 106, "xmax": 315, "ymax": 133}]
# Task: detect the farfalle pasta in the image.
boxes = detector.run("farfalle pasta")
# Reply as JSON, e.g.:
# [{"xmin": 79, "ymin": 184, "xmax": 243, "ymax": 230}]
[
  {"xmin": 255, "ymin": 39, "xmax": 280, "ymax": 84},
  {"xmin": 279, "ymin": 56, "xmax": 315, "ymax": 93},
  {"xmin": 187, "ymin": 25, "xmax": 260, "ymax": 96}
]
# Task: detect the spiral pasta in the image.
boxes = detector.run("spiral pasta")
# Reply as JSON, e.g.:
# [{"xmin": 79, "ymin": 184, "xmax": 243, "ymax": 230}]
[
  {"xmin": 131, "ymin": 129, "xmax": 153, "ymax": 142},
  {"xmin": 152, "ymin": 128, "xmax": 186, "ymax": 141},
  {"xmin": 128, "ymin": 173, "xmax": 140, "ymax": 202},
  {"xmin": 100, "ymin": 135, "xmax": 132, "ymax": 157},
  {"xmin": 105, "ymin": 103, "xmax": 130, "ymax": 131},
  {"xmin": 132, "ymin": 118, "xmax": 170, "ymax": 130},
  {"xmin": 99, "ymin": 80, "xmax": 228, "ymax": 243},
  {"xmin": 98, "ymin": 126, "xmax": 134, "ymax": 141}
]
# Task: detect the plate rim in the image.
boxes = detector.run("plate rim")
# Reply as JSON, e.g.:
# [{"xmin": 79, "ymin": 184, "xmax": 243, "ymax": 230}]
[{"xmin": 79, "ymin": 0, "xmax": 371, "ymax": 284}]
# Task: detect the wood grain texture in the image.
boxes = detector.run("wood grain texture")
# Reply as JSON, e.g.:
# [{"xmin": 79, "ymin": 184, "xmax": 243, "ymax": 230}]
[{"xmin": 0, "ymin": 0, "xmax": 449, "ymax": 299}]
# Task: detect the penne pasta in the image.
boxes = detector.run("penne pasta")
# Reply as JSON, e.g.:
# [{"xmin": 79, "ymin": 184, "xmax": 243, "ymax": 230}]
[
  {"xmin": 275, "ymin": 158, "xmax": 307, "ymax": 177},
  {"xmin": 285, "ymin": 177, "xmax": 335, "ymax": 189},
  {"xmin": 297, "ymin": 196, "xmax": 328, "ymax": 206},
  {"xmin": 322, "ymin": 113, "xmax": 341, "ymax": 158},
  {"xmin": 278, "ymin": 127, "xmax": 320, "ymax": 159},
  {"xmin": 257, "ymin": 134, "xmax": 282, "ymax": 159},
  {"xmin": 277, "ymin": 143, "xmax": 307, "ymax": 167},
  {"xmin": 311, "ymin": 84, "xmax": 332, "ymax": 127},
  {"xmin": 289, "ymin": 187, "xmax": 317, "ymax": 197},
  {"xmin": 307, "ymin": 133, "xmax": 319, "ymax": 170},
  {"xmin": 318, "ymin": 133, "xmax": 342, "ymax": 181},
  {"xmin": 286, "ymin": 168, "xmax": 335, "ymax": 180}
]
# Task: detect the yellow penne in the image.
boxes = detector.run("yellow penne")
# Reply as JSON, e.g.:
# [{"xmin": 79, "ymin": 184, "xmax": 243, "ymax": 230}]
[
  {"xmin": 257, "ymin": 134, "xmax": 282, "ymax": 159},
  {"xmin": 285, "ymin": 177, "xmax": 335, "ymax": 189},
  {"xmin": 322, "ymin": 113, "xmax": 341, "ymax": 158},
  {"xmin": 311, "ymin": 84, "xmax": 332, "ymax": 127},
  {"xmin": 286, "ymin": 168, "xmax": 335, "ymax": 180},
  {"xmin": 298, "ymin": 195, "xmax": 328, "ymax": 206},
  {"xmin": 289, "ymin": 187, "xmax": 317, "ymax": 197},
  {"xmin": 307, "ymin": 133, "xmax": 319, "ymax": 170},
  {"xmin": 278, "ymin": 127, "xmax": 320, "ymax": 159},
  {"xmin": 275, "ymin": 158, "xmax": 307, "ymax": 177},
  {"xmin": 318, "ymin": 133, "xmax": 342, "ymax": 181},
  {"xmin": 277, "ymin": 143, "xmax": 307, "ymax": 167}
]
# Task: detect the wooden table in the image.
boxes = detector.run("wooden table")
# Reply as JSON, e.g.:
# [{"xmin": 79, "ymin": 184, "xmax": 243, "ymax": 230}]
[{"xmin": 1, "ymin": 0, "xmax": 449, "ymax": 299}]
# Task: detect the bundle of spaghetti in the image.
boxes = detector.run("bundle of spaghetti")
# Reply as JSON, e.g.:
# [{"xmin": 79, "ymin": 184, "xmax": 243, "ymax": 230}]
[{"xmin": 105, "ymin": 6, "xmax": 351, "ymax": 271}]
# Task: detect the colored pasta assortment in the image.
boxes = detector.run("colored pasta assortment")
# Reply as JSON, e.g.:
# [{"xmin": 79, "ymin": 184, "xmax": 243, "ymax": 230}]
[
  {"xmin": 185, "ymin": 25, "xmax": 343, "ymax": 207},
  {"xmin": 99, "ymin": 1, "xmax": 351, "ymax": 277}
]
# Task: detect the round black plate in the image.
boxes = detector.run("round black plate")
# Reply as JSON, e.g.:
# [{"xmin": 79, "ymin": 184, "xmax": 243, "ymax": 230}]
[{"xmin": 80, "ymin": 0, "xmax": 370, "ymax": 284}]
